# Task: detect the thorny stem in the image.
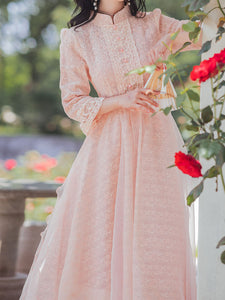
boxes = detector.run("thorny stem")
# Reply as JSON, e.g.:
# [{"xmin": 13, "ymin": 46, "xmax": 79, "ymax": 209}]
[
  {"xmin": 217, "ymin": 0, "xmax": 225, "ymax": 17},
  {"xmin": 174, "ymin": 66, "xmax": 200, "ymax": 121},
  {"xmin": 206, "ymin": 5, "xmax": 225, "ymax": 17},
  {"xmin": 219, "ymin": 95, "xmax": 225, "ymax": 116},
  {"xmin": 180, "ymin": 107, "xmax": 206, "ymax": 134},
  {"xmin": 216, "ymin": 69, "xmax": 225, "ymax": 120},
  {"xmin": 210, "ymin": 77, "xmax": 218, "ymax": 126},
  {"xmin": 219, "ymin": 168, "xmax": 225, "ymax": 192}
]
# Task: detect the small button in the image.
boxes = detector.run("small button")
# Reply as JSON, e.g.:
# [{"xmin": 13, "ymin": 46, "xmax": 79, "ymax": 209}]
[{"xmin": 121, "ymin": 58, "xmax": 128, "ymax": 63}]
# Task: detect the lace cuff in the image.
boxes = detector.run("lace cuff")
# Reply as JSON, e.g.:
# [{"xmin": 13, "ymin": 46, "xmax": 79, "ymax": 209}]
[
  {"xmin": 79, "ymin": 96, "xmax": 105, "ymax": 135},
  {"xmin": 59, "ymin": 28, "xmax": 105, "ymax": 136}
]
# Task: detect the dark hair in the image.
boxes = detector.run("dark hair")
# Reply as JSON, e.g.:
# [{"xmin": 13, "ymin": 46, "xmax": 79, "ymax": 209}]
[{"xmin": 67, "ymin": 0, "xmax": 147, "ymax": 31}]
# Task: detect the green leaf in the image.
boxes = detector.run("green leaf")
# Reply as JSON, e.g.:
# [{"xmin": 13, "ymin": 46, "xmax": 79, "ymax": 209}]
[
  {"xmin": 220, "ymin": 114, "xmax": 225, "ymax": 120},
  {"xmin": 192, "ymin": 133, "xmax": 210, "ymax": 144},
  {"xmin": 163, "ymin": 73, "xmax": 172, "ymax": 86},
  {"xmin": 221, "ymin": 251, "xmax": 225, "ymax": 264},
  {"xmin": 174, "ymin": 42, "xmax": 192, "ymax": 55},
  {"xmin": 125, "ymin": 64, "xmax": 156, "ymax": 76},
  {"xmin": 185, "ymin": 124, "xmax": 199, "ymax": 132},
  {"xmin": 167, "ymin": 164, "xmax": 175, "ymax": 169},
  {"xmin": 198, "ymin": 140, "xmax": 224, "ymax": 160},
  {"xmin": 216, "ymin": 236, "xmax": 225, "ymax": 248},
  {"xmin": 150, "ymin": 111, "xmax": 159, "ymax": 118},
  {"xmin": 216, "ymin": 26, "xmax": 225, "ymax": 42},
  {"xmin": 182, "ymin": 21, "xmax": 196, "ymax": 32},
  {"xmin": 187, "ymin": 181, "xmax": 204, "ymax": 206},
  {"xmin": 189, "ymin": 26, "xmax": 201, "ymax": 42},
  {"xmin": 215, "ymin": 145, "xmax": 225, "ymax": 167},
  {"xmin": 198, "ymin": 40, "xmax": 212, "ymax": 55},
  {"xmin": 162, "ymin": 41, "xmax": 171, "ymax": 51},
  {"xmin": 125, "ymin": 67, "xmax": 144, "ymax": 76},
  {"xmin": 211, "ymin": 120, "xmax": 221, "ymax": 130},
  {"xmin": 213, "ymin": 80, "xmax": 225, "ymax": 91},
  {"xmin": 185, "ymin": 8, "xmax": 207, "ymax": 19},
  {"xmin": 187, "ymin": 89, "xmax": 200, "ymax": 102},
  {"xmin": 218, "ymin": 80, "xmax": 225, "ymax": 89},
  {"xmin": 191, "ymin": 119, "xmax": 199, "ymax": 126},
  {"xmin": 203, "ymin": 165, "xmax": 220, "ymax": 179},
  {"xmin": 176, "ymin": 94, "xmax": 186, "ymax": 107},
  {"xmin": 170, "ymin": 30, "xmax": 180, "ymax": 40},
  {"xmin": 217, "ymin": 27, "xmax": 225, "ymax": 35},
  {"xmin": 201, "ymin": 105, "xmax": 213, "ymax": 123},
  {"xmin": 162, "ymin": 106, "xmax": 172, "ymax": 115}
]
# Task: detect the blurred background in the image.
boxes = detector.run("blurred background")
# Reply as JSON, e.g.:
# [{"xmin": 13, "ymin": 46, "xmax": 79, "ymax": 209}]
[{"xmin": 0, "ymin": 0, "xmax": 200, "ymax": 223}]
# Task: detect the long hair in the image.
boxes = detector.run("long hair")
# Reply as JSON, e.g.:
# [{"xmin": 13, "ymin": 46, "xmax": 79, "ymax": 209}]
[{"xmin": 67, "ymin": 0, "xmax": 147, "ymax": 31}]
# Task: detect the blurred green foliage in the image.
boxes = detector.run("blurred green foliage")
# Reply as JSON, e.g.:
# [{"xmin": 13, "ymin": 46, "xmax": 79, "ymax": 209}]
[{"xmin": 0, "ymin": 0, "xmax": 200, "ymax": 137}]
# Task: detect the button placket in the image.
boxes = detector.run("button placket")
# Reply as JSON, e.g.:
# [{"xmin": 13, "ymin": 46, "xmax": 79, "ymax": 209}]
[{"xmin": 101, "ymin": 20, "xmax": 144, "ymax": 94}]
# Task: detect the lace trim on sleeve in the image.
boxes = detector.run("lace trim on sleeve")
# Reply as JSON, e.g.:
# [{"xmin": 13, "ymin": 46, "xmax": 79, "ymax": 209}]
[
  {"xmin": 59, "ymin": 28, "xmax": 105, "ymax": 136},
  {"xmin": 79, "ymin": 97, "xmax": 105, "ymax": 135}
]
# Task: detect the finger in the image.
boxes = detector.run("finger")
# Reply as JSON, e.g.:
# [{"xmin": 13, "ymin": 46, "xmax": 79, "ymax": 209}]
[
  {"xmin": 138, "ymin": 94, "xmax": 159, "ymax": 107},
  {"xmin": 140, "ymin": 88, "xmax": 161, "ymax": 96},
  {"xmin": 129, "ymin": 104, "xmax": 148, "ymax": 113},
  {"xmin": 136, "ymin": 101, "xmax": 155, "ymax": 113},
  {"xmin": 132, "ymin": 101, "xmax": 156, "ymax": 114}
]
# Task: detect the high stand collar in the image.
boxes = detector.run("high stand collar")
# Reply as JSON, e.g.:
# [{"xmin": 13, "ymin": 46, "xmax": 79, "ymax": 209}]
[{"xmin": 91, "ymin": 4, "xmax": 131, "ymax": 26}]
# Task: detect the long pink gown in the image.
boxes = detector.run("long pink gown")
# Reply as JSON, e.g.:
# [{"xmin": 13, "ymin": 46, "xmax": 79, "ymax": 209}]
[{"xmin": 19, "ymin": 5, "xmax": 201, "ymax": 300}]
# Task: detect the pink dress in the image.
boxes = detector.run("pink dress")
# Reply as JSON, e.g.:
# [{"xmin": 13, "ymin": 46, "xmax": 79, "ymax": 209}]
[{"xmin": 20, "ymin": 5, "xmax": 201, "ymax": 300}]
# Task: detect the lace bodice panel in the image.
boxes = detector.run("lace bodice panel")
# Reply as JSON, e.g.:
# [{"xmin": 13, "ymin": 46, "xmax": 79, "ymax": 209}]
[{"xmin": 59, "ymin": 6, "xmax": 201, "ymax": 136}]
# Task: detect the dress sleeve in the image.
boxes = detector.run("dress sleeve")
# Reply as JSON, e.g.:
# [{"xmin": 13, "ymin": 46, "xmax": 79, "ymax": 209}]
[
  {"xmin": 152, "ymin": 8, "xmax": 202, "ymax": 55},
  {"xmin": 59, "ymin": 28, "xmax": 105, "ymax": 136}
]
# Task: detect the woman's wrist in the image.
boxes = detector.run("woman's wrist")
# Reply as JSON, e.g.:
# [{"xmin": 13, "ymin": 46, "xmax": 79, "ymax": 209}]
[{"xmin": 97, "ymin": 94, "xmax": 123, "ymax": 118}]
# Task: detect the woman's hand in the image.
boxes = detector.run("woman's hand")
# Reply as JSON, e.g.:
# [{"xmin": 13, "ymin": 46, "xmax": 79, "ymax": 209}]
[
  {"xmin": 95, "ymin": 87, "xmax": 161, "ymax": 120},
  {"xmin": 120, "ymin": 87, "xmax": 160, "ymax": 113}
]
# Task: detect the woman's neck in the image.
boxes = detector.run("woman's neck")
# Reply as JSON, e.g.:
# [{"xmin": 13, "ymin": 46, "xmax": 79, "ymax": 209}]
[{"xmin": 97, "ymin": 2, "xmax": 125, "ymax": 17}]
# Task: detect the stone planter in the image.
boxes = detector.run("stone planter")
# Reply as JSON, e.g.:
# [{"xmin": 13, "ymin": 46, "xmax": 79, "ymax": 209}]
[
  {"xmin": 16, "ymin": 221, "xmax": 47, "ymax": 274},
  {"xmin": 0, "ymin": 272, "xmax": 27, "ymax": 300},
  {"xmin": 0, "ymin": 178, "xmax": 59, "ymax": 299}
]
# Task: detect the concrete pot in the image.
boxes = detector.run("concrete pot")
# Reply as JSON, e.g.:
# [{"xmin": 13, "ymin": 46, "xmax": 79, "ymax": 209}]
[
  {"xmin": 16, "ymin": 221, "xmax": 46, "ymax": 274},
  {"xmin": 0, "ymin": 272, "xmax": 27, "ymax": 300}
]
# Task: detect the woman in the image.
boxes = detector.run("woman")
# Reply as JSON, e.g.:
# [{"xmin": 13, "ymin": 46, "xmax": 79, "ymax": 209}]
[{"xmin": 20, "ymin": 0, "xmax": 202, "ymax": 299}]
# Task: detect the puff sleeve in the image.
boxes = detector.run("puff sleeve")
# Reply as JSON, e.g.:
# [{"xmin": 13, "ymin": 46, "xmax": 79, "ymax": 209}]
[
  {"xmin": 59, "ymin": 28, "xmax": 105, "ymax": 136},
  {"xmin": 152, "ymin": 8, "xmax": 202, "ymax": 55}
]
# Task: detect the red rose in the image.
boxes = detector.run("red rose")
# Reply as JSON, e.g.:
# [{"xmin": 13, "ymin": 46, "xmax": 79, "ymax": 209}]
[
  {"xmin": 190, "ymin": 48, "xmax": 225, "ymax": 83},
  {"xmin": 190, "ymin": 65, "xmax": 208, "ymax": 81},
  {"xmin": 190, "ymin": 57, "xmax": 218, "ymax": 83},
  {"xmin": 174, "ymin": 151, "xmax": 203, "ymax": 178},
  {"xmin": 4, "ymin": 159, "xmax": 17, "ymax": 170}
]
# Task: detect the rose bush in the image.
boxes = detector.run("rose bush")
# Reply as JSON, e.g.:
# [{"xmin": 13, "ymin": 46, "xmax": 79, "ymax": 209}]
[{"xmin": 127, "ymin": 0, "xmax": 225, "ymax": 263}]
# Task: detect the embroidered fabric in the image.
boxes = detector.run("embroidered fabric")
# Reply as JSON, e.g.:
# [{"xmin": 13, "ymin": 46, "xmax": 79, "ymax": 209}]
[
  {"xmin": 59, "ymin": 28, "xmax": 105, "ymax": 136},
  {"xmin": 59, "ymin": 7, "xmax": 201, "ymax": 136}
]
